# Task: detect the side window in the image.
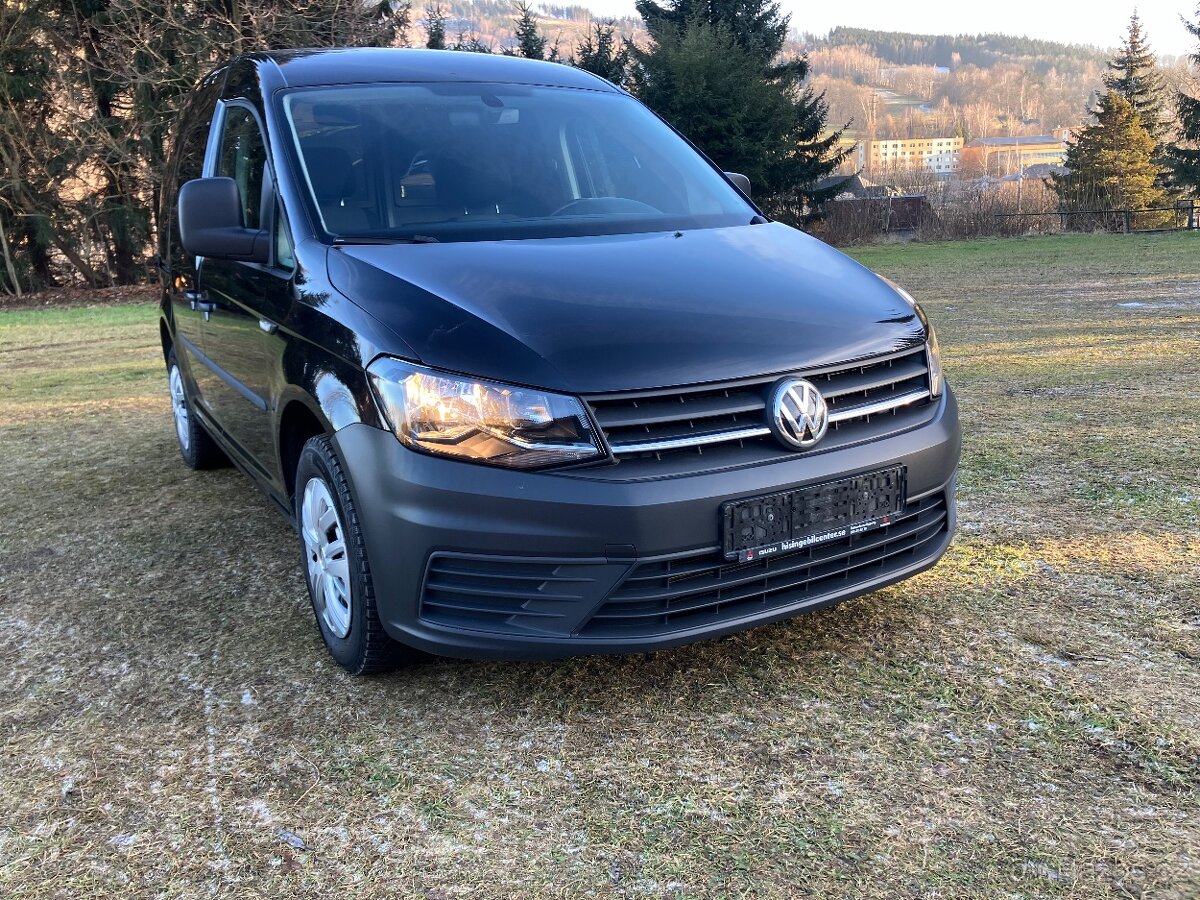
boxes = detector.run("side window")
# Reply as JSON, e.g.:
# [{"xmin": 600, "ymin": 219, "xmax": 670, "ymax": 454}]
[
  {"xmin": 165, "ymin": 73, "xmax": 223, "ymax": 267},
  {"xmin": 217, "ymin": 106, "xmax": 267, "ymax": 230},
  {"xmin": 275, "ymin": 210, "xmax": 295, "ymax": 272}
]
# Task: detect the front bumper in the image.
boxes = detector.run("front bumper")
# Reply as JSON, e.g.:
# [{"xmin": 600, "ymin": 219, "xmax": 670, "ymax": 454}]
[{"xmin": 333, "ymin": 389, "xmax": 961, "ymax": 660}]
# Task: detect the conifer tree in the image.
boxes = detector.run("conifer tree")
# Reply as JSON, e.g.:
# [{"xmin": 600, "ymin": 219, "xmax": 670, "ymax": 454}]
[
  {"xmin": 630, "ymin": 0, "xmax": 845, "ymax": 218},
  {"xmin": 573, "ymin": 20, "xmax": 631, "ymax": 86},
  {"xmin": 635, "ymin": 0, "xmax": 787, "ymax": 69},
  {"xmin": 453, "ymin": 31, "xmax": 492, "ymax": 53},
  {"xmin": 1168, "ymin": 7, "xmax": 1200, "ymax": 189},
  {"xmin": 1103, "ymin": 11, "xmax": 1166, "ymax": 138},
  {"xmin": 424, "ymin": 4, "xmax": 447, "ymax": 49},
  {"xmin": 511, "ymin": 1, "xmax": 548, "ymax": 60},
  {"xmin": 1051, "ymin": 91, "xmax": 1168, "ymax": 225}
]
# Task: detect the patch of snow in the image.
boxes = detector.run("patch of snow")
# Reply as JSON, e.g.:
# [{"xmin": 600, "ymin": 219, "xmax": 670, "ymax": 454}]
[{"xmin": 275, "ymin": 828, "xmax": 306, "ymax": 850}]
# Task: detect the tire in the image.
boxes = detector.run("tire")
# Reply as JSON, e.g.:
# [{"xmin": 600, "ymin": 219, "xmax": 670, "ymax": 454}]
[
  {"xmin": 295, "ymin": 434, "xmax": 411, "ymax": 674},
  {"xmin": 167, "ymin": 347, "xmax": 227, "ymax": 470}
]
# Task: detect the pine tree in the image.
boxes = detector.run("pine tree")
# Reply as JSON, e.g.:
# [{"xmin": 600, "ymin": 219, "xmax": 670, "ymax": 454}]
[
  {"xmin": 453, "ymin": 31, "xmax": 492, "ymax": 53},
  {"xmin": 511, "ymin": 1, "xmax": 548, "ymax": 60},
  {"xmin": 424, "ymin": 4, "xmax": 447, "ymax": 49},
  {"xmin": 635, "ymin": 0, "xmax": 787, "ymax": 68},
  {"xmin": 573, "ymin": 20, "xmax": 631, "ymax": 86},
  {"xmin": 1051, "ymin": 91, "xmax": 1168, "ymax": 226},
  {"xmin": 1168, "ymin": 8, "xmax": 1200, "ymax": 189},
  {"xmin": 1103, "ymin": 11, "xmax": 1166, "ymax": 138},
  {"xmin": 630, "ymin": 0, "xmax": 845, "ymax": 219}
]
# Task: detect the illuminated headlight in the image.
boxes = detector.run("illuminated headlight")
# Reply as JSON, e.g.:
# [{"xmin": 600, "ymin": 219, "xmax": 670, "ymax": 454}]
[{"xmin": 366, "ymin": 358, "xmax": 603, "ymax": 469}]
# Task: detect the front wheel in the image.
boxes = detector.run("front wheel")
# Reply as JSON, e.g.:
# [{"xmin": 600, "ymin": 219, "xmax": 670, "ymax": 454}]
[
  {"xmin": 295, "ymin": 434, "xmax": 412, "ymax": 675},
  {"xmin": 167, "ymin": 348, "xmax": 226, "ymax": 470}
]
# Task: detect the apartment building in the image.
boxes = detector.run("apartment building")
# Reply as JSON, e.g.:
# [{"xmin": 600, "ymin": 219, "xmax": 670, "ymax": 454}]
[
  {"xmin": 960, "ymin": 135, "xmax": 1068, "ymax": 176},
  {"xmin": 865, "ymin": 137, "xmax": 963, "ymax": 176}
]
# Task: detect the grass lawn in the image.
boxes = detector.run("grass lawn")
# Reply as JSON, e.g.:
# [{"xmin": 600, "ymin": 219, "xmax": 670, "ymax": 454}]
[{"xmin": 1, "ymin": 232, "xmax": 1198, "ymax": 898}]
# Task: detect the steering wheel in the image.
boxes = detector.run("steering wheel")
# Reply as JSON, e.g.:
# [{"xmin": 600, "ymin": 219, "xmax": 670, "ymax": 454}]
[{"xmin": 550, "ymin": 197, "xmax": 662, "ymax": 217}]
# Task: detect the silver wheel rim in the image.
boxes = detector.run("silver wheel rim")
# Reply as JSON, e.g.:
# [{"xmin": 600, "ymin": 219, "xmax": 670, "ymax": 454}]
[
  {"xmin": 169, "ymin": 365, "xmax": 190, "ymax": 451},
  {"xmin": 301, "ymin": 478, "xmax": 352, "ymax": 639}
]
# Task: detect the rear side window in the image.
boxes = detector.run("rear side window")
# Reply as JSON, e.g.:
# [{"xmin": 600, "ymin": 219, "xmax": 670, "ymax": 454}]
[{"xmin": 217, "ymin": 106, "xmax": 267, "ymax": 230}]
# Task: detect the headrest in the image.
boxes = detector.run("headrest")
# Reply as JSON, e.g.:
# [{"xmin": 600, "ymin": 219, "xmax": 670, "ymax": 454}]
[
  {"xmin": 303, "ymin": 146, "xmax": 357, "ymax": 201},
  {"xmin": 434, "ymin": 130, "xmax": 512, "ymax": 210}
]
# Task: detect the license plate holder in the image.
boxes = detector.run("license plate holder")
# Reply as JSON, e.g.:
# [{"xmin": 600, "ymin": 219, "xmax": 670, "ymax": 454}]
[{"xmin": 721, "ymin": 467, "xmax": 907, "ymax": 563}]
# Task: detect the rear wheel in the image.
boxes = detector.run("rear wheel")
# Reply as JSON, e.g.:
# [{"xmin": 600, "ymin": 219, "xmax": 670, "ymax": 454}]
[
  {"xmin": 167, "ymin": 348, "xmax": 226, "ymax": 470},
  {"xmin": 295, "ymin": 434, "xmax": 411, "ymax": 674}
]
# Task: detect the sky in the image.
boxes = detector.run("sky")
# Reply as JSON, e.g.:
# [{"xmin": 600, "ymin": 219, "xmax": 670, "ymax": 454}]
[{"xmin": 580, "ymin": 0, "xmax": 1199, "ymax": 58}]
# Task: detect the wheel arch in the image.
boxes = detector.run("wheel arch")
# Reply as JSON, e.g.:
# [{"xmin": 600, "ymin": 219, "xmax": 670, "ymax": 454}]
[
  {"xmin": 159, "ymin": 316, "xmax": 173, "ymax": 364},
  {"xmin": 277, "ymin": 392, "xmax": 334, "ymax": 503}
]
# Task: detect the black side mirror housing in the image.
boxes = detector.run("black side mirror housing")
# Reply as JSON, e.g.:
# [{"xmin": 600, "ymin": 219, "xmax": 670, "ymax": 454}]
[
  {"xmin": 725, "ymin": 172, "xmax": 751, "ymax": 196},
  {"xmin": 179, "ymin": 177, "xmax": 269, "ymax": 263}
]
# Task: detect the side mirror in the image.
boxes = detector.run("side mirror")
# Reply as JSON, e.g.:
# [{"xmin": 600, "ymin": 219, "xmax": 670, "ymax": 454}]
[
  {"xmin": 725, "ymin": 172, "xmax": 751, "ymax": 196},
  {"xmin": 179, "ymin": 177, "xmax": 268, "ymax": 263}
]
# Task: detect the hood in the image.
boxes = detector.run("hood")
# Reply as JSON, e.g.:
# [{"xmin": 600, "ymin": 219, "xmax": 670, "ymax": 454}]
[{"xmin": 326, "ymin": 222, "xmax": 925, "ymax": 394}]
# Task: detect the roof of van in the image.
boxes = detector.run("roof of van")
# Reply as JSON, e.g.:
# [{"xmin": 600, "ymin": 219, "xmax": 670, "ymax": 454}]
[{"xmin": 252, "ymin": 48, "xmax": 620, "ymax": 92}]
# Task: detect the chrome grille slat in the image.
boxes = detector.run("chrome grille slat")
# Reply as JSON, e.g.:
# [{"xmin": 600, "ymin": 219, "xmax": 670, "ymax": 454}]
[
  {"xmin": 586, "ymin": 345, "xmax": 935, "ymax": 468},
  {"xmin": 827, "ymin": 388, "xmax": 930, "ymax": 423},
  {"xmin": 610, "ymin": 426, "xmax": 772, "ymax": 455},
  {"xmin": 819, "ymin": 358, "xmax": 928, "ymax": 398}
]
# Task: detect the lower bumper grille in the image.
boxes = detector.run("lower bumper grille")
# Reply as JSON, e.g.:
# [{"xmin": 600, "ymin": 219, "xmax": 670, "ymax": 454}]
[
  {"xmin": 577, "ymin": 492, "xmax": 949, "ymax": 638},
  {"xmin": 419, "ymin": 554, "xmax": 625, "ymax": 635}
]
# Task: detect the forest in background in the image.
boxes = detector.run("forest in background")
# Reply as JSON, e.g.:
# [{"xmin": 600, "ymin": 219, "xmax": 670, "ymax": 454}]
[
  {"xmin": 3, "ymin": 0, "xmax": 1198, "ymax": 292},
  {"xmin": 799, "ymin": 28, "xmax": 1114, "ymax": 143}
]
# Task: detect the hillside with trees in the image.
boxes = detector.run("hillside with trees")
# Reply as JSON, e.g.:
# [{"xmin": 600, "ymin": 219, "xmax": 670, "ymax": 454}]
[{"xmin": 798, "ymin": 28, "xmax": 1112, "ymax": 144}]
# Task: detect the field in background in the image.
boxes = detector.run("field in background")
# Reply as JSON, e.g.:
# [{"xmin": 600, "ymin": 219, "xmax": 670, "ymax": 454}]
[{"xmin": 1, "ymin": 232, "xmax": 1198, "ymax": 898}]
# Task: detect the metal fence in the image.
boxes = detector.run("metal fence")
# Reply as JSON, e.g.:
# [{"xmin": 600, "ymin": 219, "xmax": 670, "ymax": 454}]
[
  {"xmin": 814, "ymin": 195, "xmax": 1200, "ymax": 245},
  {"xmin": 992, "ymin": 202, "xmax": 1198, "ymax": 234}
]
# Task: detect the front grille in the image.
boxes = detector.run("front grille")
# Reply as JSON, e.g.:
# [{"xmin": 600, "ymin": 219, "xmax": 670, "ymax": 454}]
[
  {"xmin": 577, "ymin": 493, "xmax": 949, "ymax": 638},
  {"xmin": 581, "ymin": 344, "xmax": 935, "ymax": 480}
]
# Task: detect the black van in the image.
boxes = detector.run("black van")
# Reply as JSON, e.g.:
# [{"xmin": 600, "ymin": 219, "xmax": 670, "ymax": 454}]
[{"xmin": 159, "ymin": 49, "xmax": 961, "ymax": 673}]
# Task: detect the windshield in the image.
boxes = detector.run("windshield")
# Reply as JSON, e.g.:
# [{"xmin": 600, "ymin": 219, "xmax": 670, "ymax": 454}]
[{"xmin": 280, "ymin": 83, "xmax": 756, "ymax": 243}]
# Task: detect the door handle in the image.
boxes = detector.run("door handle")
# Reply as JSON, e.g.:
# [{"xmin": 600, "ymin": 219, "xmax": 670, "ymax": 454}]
[
  {"xmin": 258, "ymin": 319, "xmax": 278, "ymax": 335},
  {"xmin": 185, "ymin": 290, "xmax": 215, "ymax": 311},
  {"xmin": 185, "ymin": 290, "xmax": 215, "ymax": 320}
]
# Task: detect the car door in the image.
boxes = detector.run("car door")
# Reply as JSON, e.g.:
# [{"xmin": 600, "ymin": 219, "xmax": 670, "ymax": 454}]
[
  {"xmin": 192, "ymin": 102, "xmax": 293, "ymax": 476},
  {"xmin": 163, "ymin": 72, "xmax": 225, "ymax": 398}
]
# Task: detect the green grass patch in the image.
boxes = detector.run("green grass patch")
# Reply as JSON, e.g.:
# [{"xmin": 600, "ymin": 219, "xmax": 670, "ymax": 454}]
[{"xmin": 1, "ymin": 233, "xmax": 1198, "ymax": 899}]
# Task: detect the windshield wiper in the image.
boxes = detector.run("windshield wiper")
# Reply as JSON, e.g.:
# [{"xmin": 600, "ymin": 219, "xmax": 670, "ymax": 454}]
[{"xmin": 332, "ymin": 234, "xmax": 440, "ymax": 245}]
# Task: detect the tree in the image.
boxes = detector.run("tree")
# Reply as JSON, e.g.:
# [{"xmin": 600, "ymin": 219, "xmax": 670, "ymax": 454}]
[
  {"xmin": 453, "ymin": 31, "xmax": 492, "ymax": 53},
  {"xmin": 424, "ymin": 3, "xmax": 447, "ymax": 49},
  {"xmin": 0, "ymin": 0, "xmax": 411, "ymax": 290},
  {"xmin": 635, "ymin": 0, "xmax": 787, "ymax": 69},
  {"xmin": 1168, "ymin": 7, "xmax": 1200, "ymax": 189},
  {"xmin": 629, "ymin": 1, "xmax": 846, "ymax": 220},
  {"xmin": 510, "ymin": 1, "xmax": 547, "ymax": 60},
  {"xmin": 1103, "ymin": 11, "xmax": 1166, "ymax": 138},
  {"xmin": 1051, "ymin": 91, "xmax": 1168, "ymax": 227},
  {"xmin": 573, "ymin": 20, "xmax": 631, "ymax": 86}
]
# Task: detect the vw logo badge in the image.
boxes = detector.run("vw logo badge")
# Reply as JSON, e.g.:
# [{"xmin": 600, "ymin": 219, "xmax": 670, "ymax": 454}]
[{"xmin": 769, "ymin": 377, "xmax": 829, "ymax": 449}]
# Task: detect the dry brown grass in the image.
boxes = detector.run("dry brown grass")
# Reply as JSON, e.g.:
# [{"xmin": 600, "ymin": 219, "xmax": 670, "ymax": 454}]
[{"xmin": 1, "ymin": 232, "xmax": 1198, "ymax": 898}]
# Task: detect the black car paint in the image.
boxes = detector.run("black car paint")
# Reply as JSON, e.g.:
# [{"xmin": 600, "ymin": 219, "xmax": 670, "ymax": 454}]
[
  {"xmin": 157, "ymin": 49, "xmax": 961, "ymax": 659},
  {"xmin": 328, "ymin": 224, "xmax": 924, "ymax": 394}
]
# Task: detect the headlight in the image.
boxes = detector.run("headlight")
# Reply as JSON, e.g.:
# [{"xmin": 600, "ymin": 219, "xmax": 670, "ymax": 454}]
[
  {"xmin": 924, "ymin": 321, "xmax": 943, "ymax": 398},
  {"xmin": 881, "ymin": 277, "xmax": 943, "ymax": 399},
  {"xmin": 366, "ymin": 358, "xmax": 603, "ymax": 469}
]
